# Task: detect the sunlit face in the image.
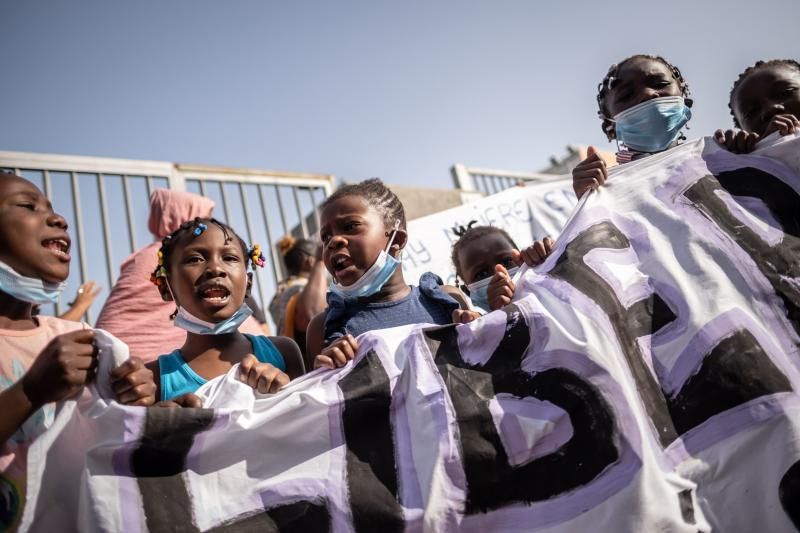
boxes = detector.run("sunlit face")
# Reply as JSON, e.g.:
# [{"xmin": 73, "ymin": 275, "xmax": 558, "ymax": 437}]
[
  {"xmin": 458, "ymin": 233, "xmax": 517, "ymax": 285},
  {"xmin": 0, "ymin": 175, "xmax": 71, "ymax": 284},
  {"xmin": 163, "ymin": 223, "xmax": 251, "ymax": 322},
  {"xmin": 732, "ymin": 64, "xmax": 800, "ymax": 136},
  {"xmin": 319, "ymin": 195, "xmax": 394, "ymax": 286},
  {"xmin": 606, "ymin": 57, "xmax": 683, "ymax": 119}
]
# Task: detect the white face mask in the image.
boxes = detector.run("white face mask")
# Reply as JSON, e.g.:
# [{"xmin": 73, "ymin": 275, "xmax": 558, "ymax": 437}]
[
  {"xmin": 0, "ymin": 259, "xmax": 66, "ymax": 304},
  {"xmin": 328, "ymin": 222, "xmax": 401, "ymax": 301}
]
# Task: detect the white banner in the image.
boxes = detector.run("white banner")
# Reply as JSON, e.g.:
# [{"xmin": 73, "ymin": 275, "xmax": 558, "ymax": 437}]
[
  {"xmin": 19, "ymin": 134, "xmax": 800, "ymax": 532},
  {"xmin": 403, "ymin": 176, "xmax": 576, "ymax": 285}
]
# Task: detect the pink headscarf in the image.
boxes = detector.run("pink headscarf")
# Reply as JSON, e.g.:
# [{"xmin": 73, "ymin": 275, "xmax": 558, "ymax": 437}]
[
  {"xmin": 148, "ymin": 188, "xmax": 215, "ymax": 239},
  {"xmin": 96, "ymin": 189, "xmax": 264, "ymax": 362}
]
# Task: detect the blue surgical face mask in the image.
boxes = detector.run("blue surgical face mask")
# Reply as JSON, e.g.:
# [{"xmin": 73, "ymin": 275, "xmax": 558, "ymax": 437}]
[
  {"xmin": 612, "ymin": 96, "xmax": 692, "ymax": 153},
  {"xmin": 0, "ymin": 259, "xmax": 66, "ymax": 305},
  {"xmin": 466, "ymin": 266, "xmax": 518, "ymax": 312},
  {"xmin": 329, "ymin": 223, "xmax": 401, "ymax": 301},
  {"xmin": 165, "ymin": 278, "xmax": 254, "ymax": 335},
  {"xmin": 173, "ymin": 301, "xmax": 254, "ymax": 335}
]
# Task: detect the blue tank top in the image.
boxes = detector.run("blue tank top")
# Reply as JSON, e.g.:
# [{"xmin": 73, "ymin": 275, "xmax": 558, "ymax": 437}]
[
  {"xmin": 158, "ymin": 334, "xmax": 286, "ymax": 401},
  {"xmin": 323, "ymin": 272, "xmax": 459, "ymax": 344}
]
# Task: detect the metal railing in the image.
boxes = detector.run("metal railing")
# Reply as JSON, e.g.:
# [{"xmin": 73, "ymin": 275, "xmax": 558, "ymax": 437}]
[
  {"xmin": 0, "ymin": 151, "xmax": 334, "ymax": 329},
  {"xmin": 451, "ymin": 163, "xmax": 558, "ymax": 194}
]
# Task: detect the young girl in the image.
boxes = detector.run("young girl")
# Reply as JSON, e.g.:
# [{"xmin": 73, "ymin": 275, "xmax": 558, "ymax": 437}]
[
  {"xmin": 451, "ymin": 222, "xmax": 554, "ymax": 312},
  {"xmin": 149, "ymin": 217, "xmax": 303, "ymax": 402},
  {"xmin": 572, "ymin": 54, "xmax": 694, "ymax": 198},
  {"xmin": 306, "ymin": 178, "xmax": 475, "ymax": 370},
  {"xmin": 714, "ymin": 59, "xmax": 800, "ymax": 153},
  {"xmin": 0, "ymin": 173, "xmax": 155, "ymax": 530}
]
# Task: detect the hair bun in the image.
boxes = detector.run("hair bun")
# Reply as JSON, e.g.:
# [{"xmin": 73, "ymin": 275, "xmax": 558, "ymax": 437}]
[{"xmin": 277, "ymin": 235, "xmax": 297, "ymax": 256}]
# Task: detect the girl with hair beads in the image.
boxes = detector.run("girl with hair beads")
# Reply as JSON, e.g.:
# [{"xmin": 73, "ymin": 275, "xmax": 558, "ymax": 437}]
[
  {"xmin": 573, "ymin": 54, "xmax": 693, "ymax": 198},
  {"xmin": 715, "ymin": 59, "xmax": 800, "ymax": 153},
  {"xmin": 0, "ymin": 173, "xmax": 155, "ymax": 530},
  {"xmin": 306, "ymin": 178, "xmax": 475, "ymax": 370},
  {"xmin": 451, "ymin": 221, "xmax": 554, "ymax": 312},
  {"xmin": 149, "ymin": 217, "xmax": 303, "ymax": 403}
]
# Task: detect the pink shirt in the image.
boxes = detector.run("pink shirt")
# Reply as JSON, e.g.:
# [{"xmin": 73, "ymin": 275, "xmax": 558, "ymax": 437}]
[{"xmin": 0, "ymin": 316, "xmax": 86, "ymax": 531}]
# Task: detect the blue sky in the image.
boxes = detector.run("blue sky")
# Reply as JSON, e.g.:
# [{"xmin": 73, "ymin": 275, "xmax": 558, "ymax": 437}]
[{"xmin": 1, "ymin": 0, "xmax": 798, "ymax": 189}]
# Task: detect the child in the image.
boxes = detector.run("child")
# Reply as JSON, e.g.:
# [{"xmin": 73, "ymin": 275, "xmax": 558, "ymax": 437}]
[
  {"xmin": 149, "ymin": 217, "xmax": 304, "ymax": 402},
  {"xmin": 0, "ymin": 172, "xmax": 155, "ymax": 531},
  {"xmin": 451, "ymin": 222, "xmax": 554, "ymax": 312},
  {"xmin": 573, "ymin": 54, "xmax": 693, "ymax": 198},
  {"xmin": 715, "ymin": 59, "xmax": 800, "ymax": 154},
  {"xmin": 306, "ymin": 178, "xmax": 476, "ymax": 370}
]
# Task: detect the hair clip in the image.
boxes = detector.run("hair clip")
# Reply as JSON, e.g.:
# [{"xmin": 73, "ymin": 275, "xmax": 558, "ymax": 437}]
[
  {"xmin": 250, "ymin": 244, "xmax": 266, "ymax": 269},
  {"xmin": 193, "ymin": 223, "xmax": 208, "ymax": 237}
]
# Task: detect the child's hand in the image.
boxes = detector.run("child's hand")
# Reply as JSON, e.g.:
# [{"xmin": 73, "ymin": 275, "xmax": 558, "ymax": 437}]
[
  {"xmin": 764, "ymin": 114, "xmax": 800, "ymax": 137},
  {"xmin": 314, "ymin": 334, "xmax": 358, "ymax": 370},
  {"xmin": 572, "ymin": 146, "xmax": 607, "ymax": 199},
  {"xmin": 21, "ymin": 330, "xmax": 97, "ymax": 407},
  {"xmin": 239, "ymin": 355, "xmax": 290, "ymax": 393},
  {"xmin": 714, "ymin": 129, "xmax": 760, "ymax": 153},
  {"xmin": 452, "ymin": 309, "xmax": 483, "ymax": 324},
  {"xmin": 155, "ymin": 393, "xmax": 203, "ymax": 408},
  {"xmin": 487, "ymin": 265, "xmax": 515, "ymax": 310},
  {"xmin": 514, "ymin": 237, "xmax": 555, "ymax": 267},
  {"xmin": 111, "ymin": 358, "xmax": 156, "ymax": 406}
]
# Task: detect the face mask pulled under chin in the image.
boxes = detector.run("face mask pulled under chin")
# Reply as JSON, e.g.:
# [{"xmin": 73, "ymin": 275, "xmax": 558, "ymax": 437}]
[
  {"xmin": 0, "ymin": 259, "xmax": 66, "ymax": 305},
  {"xmin": 164, "ymin": 279, "xmax": 254, "ymax": 335},
  {"xmin": 466, "ymin": 266, "xmax": 519, "ymax": 312},
  {"xmin": 612, "ymin": 96, "xmax": 692, "ymax": 153},
  {"xmin": 328, "ymin": 224, "xmax": 401, "ymax": 301}
]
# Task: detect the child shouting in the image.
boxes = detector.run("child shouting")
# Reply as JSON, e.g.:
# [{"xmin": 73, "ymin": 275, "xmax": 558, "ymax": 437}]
[
  {"xmin": 0, "ymin": 172, "xmax": 155, "ymax": 531},
  {"xmin": 307, "ymin": 178, "xmax": 475, "ymax": 369},
  {"xmin": 149, "ymin": 217, "xmax": 304, "ymax": 402}
]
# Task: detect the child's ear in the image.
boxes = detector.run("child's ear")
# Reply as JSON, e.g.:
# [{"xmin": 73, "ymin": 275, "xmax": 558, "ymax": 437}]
[
  {"xmin": 246, "ymin": 272, "xmax": 253, "ymax": 296},
  {"xmin": 391, "ymin": 228, "xmax": 408, "ymax": 252},
  {"xmin": 157, "ymin": 281, "xmax": 173, "ymax": 302}
]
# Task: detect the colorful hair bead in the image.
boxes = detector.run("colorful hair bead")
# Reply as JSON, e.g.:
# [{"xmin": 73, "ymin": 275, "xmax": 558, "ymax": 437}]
[
  {"xmin": 249, "ymin": 244, "xmax": 266, "ymax": 269},
  {"xmin": 150, "ymin": 248, "xmax": 168, "ymax": 286},
  {"xmin": 193, "ymin": 223, "xmax": 208, "ymax": 237}
]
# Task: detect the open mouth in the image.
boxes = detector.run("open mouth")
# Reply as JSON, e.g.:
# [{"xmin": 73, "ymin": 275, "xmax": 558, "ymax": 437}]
[
  {"xmin": 41, "ymin": 238, "xmax": 71, "ymax": 261},
  {"xmin": 198, "ymin": 285, "xmax": 231, "ymax": 304},
  {"xmin": 332, "ymin": 254, "xmax": 354, "ymax": 274}
]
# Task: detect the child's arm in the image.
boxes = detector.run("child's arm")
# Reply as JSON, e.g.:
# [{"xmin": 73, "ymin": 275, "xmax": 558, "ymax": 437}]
[
  {"xmin": 270, "ymin": 336, "xmax": 305, "ymax": 378},
  {"xmin": 715, "ymin": 116, "xmax": 799, "ymax": 154},
  {"xmin": 441, "ymin": 285, "xmax": 483, "ymax": 324},
  {"xmin": 110, "ymin": 358, "xmax": 156, "ymax": 406},
  {"xmin": 154, "ymin": 393, "xmax": 203, "ymax": 408},
  {"xmin": 486, "ymin": 239, "xmax": 555, "ymax": 311},
  {"xmin": 305, "ymin": 310, "xmax": 327, "ymax": 364},
  {"xmin": 764, "ymin": 114, "xmax": 799, "ymax": 137},
  {"xmin": 514, "ymin": 238, "xmax": 554, "ymax": 267},
  {"xmin": 714, "ymin": 129, "xmax": 760, "ymax": 154},
  {"xmin": 572, "ymin": 146, "xmax": 607, "ymax": 199},
  {"xmin": 239, "ymin": 355, "xmax": 290, "ymax": 394},
  {"xmin": 1, "ymin": 330, "xmax": 96, "ymax": 446},
  {"xmin": 314, "ymin": 334, "xmax": 358, "ymax": 370}
]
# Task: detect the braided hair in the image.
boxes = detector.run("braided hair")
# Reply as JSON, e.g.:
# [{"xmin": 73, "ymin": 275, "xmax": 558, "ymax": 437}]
[
  {"xmin": 450, "ymin": 221, "xmax": 517, "ymax": 283},
  {"xmin": 596, "ymin": 54, "xmax": 692, "ymax": 140},
  {"xmin": 321, "ymin": 178, "xmax": 406, "ymax": 230},
  {"xmin": 150, "ymin": 217, "xmax": 265, "ymax": 317},
  {"xmin": 728, "ymin": 59, "xmax": 800, "ymax": 128}
]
